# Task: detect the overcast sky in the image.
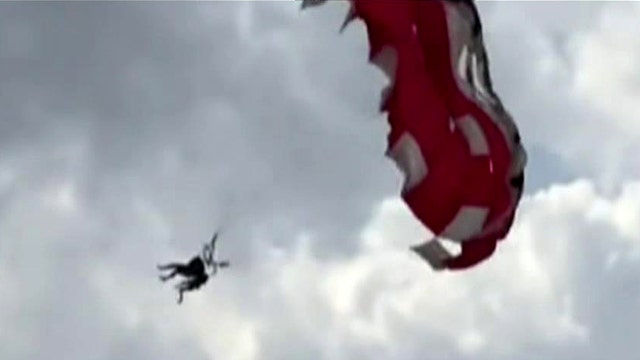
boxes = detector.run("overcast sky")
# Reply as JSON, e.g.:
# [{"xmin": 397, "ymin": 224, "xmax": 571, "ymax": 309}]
[{"xmin": 1, "ymin": 1, "xmax": 639, "ymax": 360}]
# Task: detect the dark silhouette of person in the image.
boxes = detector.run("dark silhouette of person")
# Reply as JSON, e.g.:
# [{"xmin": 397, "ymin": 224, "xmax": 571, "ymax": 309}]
[
  {"xmin": 158, "ymin": 231, "xmax": 231, "ymax": 304},
  {"xmin": 158, "ymin": 256, "xmax": 206, "ymax": 281},
  {"xmin": 158, "ymin": 256, "xmax": 209, "ymax": 304}
]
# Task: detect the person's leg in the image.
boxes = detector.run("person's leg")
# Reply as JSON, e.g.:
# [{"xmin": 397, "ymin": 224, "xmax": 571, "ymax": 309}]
[
  {"xmin": 159, "ymin": 270, "xmax": 178, "ymax": 282},
  {"xmin": 161, "ymin": 263, "xmax": 190, "ymax": 276},
  {"xmin": 175, "ymin": 280, "xmax": 189, "ymax": 303},
  {"xmin": 158, "ymin": 263, "xmax": 188, "ymax": 281},
  {"xmin": 157, "ymin": 263, "xmax": 182, "ymax": 270},
  {"xmin": 175, "ymin": 279, "xmax": 200, "ymax": 303}
]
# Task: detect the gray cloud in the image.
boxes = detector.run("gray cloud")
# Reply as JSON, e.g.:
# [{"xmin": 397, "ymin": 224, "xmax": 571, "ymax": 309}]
[{"xmin": 2, "ymin": 2, "xmax": 640, "ymax": 360}]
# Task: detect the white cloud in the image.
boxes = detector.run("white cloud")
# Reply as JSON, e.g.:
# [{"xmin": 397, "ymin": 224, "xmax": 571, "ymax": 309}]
[
  {"xmin": 572, "ymin": 3, "xmax": 640, "ymax": 131},
  {"xmin": 244, "ymin": 178, "xmax": 640, "ymax": 359},
  {"xmin": 481, "ymin": 2, "xmax": 640, "ymax": 189}
]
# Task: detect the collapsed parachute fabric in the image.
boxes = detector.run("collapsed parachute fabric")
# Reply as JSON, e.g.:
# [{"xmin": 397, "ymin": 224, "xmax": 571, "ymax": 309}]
[{"xmin": 302, "ymin": 0, "xmax": 527, "ymax": 270}]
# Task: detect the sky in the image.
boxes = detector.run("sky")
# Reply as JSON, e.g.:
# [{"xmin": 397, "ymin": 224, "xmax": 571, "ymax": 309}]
[{"xmin": 1, "ymin": 1, "xmax": 639, "ymax": 359}]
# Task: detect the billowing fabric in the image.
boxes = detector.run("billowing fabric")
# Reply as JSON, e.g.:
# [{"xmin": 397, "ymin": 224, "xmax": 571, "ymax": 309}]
[{"xmin": 302, "ymin": 0, "xmax": 527, "ymax": 270}]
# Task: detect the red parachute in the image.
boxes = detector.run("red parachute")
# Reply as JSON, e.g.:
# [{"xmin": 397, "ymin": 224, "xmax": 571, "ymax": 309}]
[{"xmin": 302, "ymin": 0, "xmax": 527, "ymax": 271}]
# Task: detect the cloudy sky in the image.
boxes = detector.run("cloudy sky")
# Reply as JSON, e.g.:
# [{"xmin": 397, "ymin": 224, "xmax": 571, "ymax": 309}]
[{"xmin": 1, "ymin": 1, "xmax": 639, "ymax": 359}]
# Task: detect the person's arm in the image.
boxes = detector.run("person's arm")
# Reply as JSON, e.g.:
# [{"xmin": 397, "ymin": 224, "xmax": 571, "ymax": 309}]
[{"xmin": 202, "ymin": 248, "xmax": 213, "ymax": 266}]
